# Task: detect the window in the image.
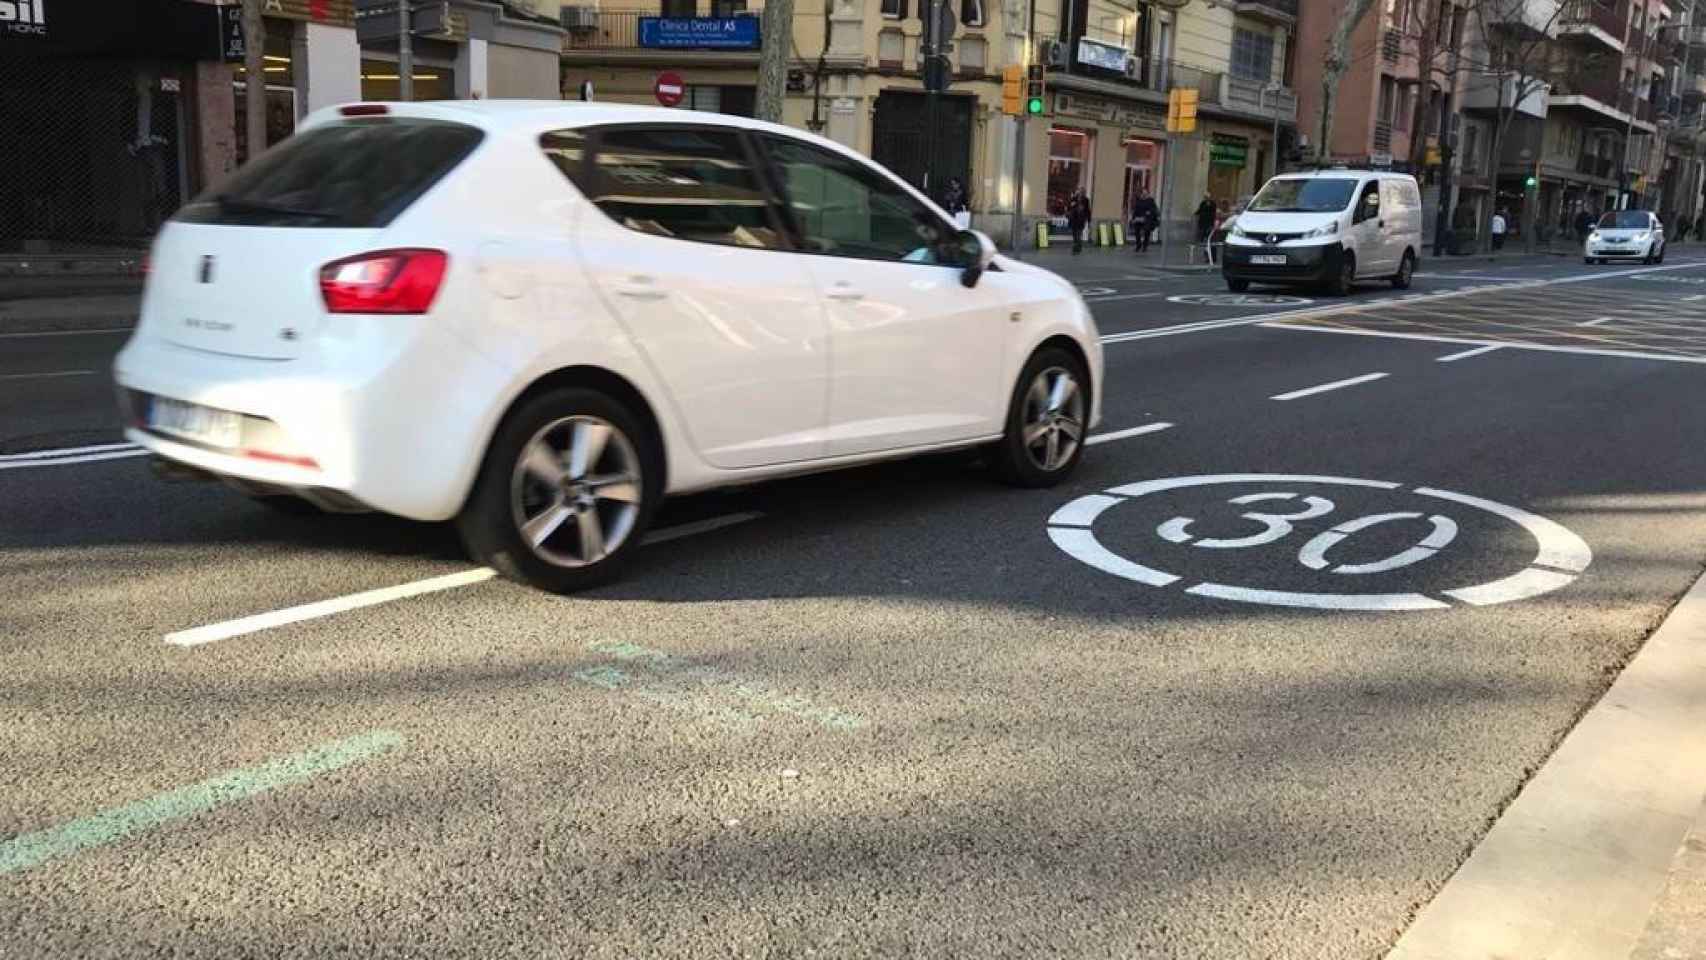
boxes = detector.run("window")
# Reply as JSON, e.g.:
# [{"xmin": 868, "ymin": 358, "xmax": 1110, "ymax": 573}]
[
  {"xmin": 1378, "ymin": 76, "xmax": 1396, "ymax": 124},
  {"xmin": 661, "ymin": 0, "xmax": 695, "ymax": 16},
  {"xmin": 878, "ymin": 29, "xmax": 904, "ymax": 66},
  {"xmin": 962, "ymin": 0, "xmax": 985, "ymax": 26},
  {"xmin": 1046, "ymin": 127, "xmax": 1095, "ymax": 227},
  {"xmin": 1354, "ymin": 181, "xmax": 1380, "ymax": 223},
  {"xmin": 1462, "ymin": 122, "xmax": 1481, "ymax": 172},
  {"xmin": 178, "ymin": 119, "xmax": 483, "ymax": 228},
  {"xmin": 584, "ymin": 127, "xmax": 784, "ymax": 250},
  {"xmin": 882, "ymin": 0, "xmax": 905, "ymax": 18},
  {"xmin": 959, "ymin": 35, "xmax": 987, "ymax": 74},
  {"xmin": 761, "ymin": 135, "xmax": 955, "ymax": 263},
  {"xmin": 711, "ymin": 0, "xmax": 745, "ymax": 13},
  {"xmin": 1230, "ymin": 27, "xmax": 1274, "ymax": 83},
  {"xmin": 1394, "ymin": 84, "xmax": 1412, "ymax": 131}
]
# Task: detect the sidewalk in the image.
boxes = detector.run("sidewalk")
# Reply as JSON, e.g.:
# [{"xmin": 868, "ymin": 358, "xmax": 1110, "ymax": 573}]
[{"xmin": 0, "ymin": 292, "xmax": 140, "ymax": 334}]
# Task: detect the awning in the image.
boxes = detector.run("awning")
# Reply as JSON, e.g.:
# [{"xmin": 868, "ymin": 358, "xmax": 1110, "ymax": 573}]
[{"xmin": 1, "ymin": 0, "xmax": 226, "ymax": 60}]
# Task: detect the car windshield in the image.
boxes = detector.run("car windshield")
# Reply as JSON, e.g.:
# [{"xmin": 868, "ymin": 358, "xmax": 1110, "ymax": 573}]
[
  {"xmin": 1248, "ymin": 178, "xmax": 1358, "ymax": 213},
  {"xmin": 1598, "ymin": 211, "xmax": 1652, "ymax": 229}
]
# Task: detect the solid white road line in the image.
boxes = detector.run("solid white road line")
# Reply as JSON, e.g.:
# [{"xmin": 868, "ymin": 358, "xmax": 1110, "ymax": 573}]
[
  {"xmin": 1683, "ymin": 294, "xmax": 1706, "ymax": 301},
  {"xmin": 1580, "ymin": 317, "xmax": 1611, "ymax": 326},
  {"xmin": 0, "ymin": 442, "xmax": 138, "ymax": 461},
  {"xmin": 165, "ymin": 512, "xmax": 767, "ymax": 645},
  {"xmin": 0, "ymin": 449, "xmax": 149, "ymax": 472},
  {"xmin": 0, "ymin": 328, "xmax": 132, "ymax": 339},
  {"xmin": 165, "ymin": 569, "xmax": 500, "ymax": 646},
  {"xmin": 1085, "ymin": 422, "xmax": 1174, "ymax": 446},
  {"xmin": 1270, "ymin": 372, "xmax": 1389, "ymax": 401},
  {"xmin": 1084, "ymin": 292, "xmax": 1163, "ymax": 303},
  {"xmin": 0, "ymin": 370, "xmax": 94, "ymax": 381},
  {"xmin": 1266, "ymin": 322, "xmax": 1706, "ymax": 365},
  {"xmin": 1436, "ymin": 344, "xmax": 1505, "ymax": 363}
]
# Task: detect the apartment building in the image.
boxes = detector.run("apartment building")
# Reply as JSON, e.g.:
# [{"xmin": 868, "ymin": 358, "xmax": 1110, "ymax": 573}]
[{"xmin": 559, "ymin": 0, "xmax": 1299, "ymax": 242}]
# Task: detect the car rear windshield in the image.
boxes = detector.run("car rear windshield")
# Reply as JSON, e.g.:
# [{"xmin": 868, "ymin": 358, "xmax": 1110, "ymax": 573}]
[
  {"xmin": 1249, "ymin": 178, "xmax": 1358, "ymax": 213},
  {"xmin": 175, "ymin": 119, "xmax": 484, "ymax": 228},
  {"xmin": 1599, "ymin": 211, "xmax": 1652, "ymax": 229}
]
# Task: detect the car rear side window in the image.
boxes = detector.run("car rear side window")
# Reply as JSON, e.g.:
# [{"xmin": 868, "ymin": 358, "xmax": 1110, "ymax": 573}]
[
  {"xmin": 580, "ymin": 126, "xmax": 785, "ymax": 250},
  {"xmin": 175, "ymin": 119, "xmax": 483, "ymax": 228}
]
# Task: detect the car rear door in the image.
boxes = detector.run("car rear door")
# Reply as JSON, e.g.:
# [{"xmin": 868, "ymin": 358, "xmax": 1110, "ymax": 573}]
[
  {"xmin": 573, "ymin": 124, "xmax": 830, "ymax": 469},
  {"xmin": 754, "ymin": 132, "xmax": 1011, "ymax": 457}
]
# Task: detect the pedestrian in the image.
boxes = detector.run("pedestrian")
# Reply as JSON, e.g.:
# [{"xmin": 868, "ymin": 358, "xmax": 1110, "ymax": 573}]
[
  {"xmin": 942, "ymin": 177, "xmax": 971, "ymax": 230},
  {"xmin": 1575, "ymin": 206, "xmax": 1595, "ymax": 242},
  {"xmin": 1067, "ymin": 187, "xmax": 1091, "ymax": 254},
  {"xmin": 1130, "ymin": 189, "xmax": 1160, "ymax": 254},
  {"xmin": 1195, "ymin": 192, "xmax": 1218, "ymax": 245},
  {"xmin": 1491, "ymin": 208, "xmax": 1507, "ymax": 252}
]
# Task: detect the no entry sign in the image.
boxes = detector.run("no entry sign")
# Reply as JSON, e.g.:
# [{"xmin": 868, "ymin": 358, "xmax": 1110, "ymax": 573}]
[{"xmin": 654, "ymin": 71, "xmax": 685, "ymax": 107}]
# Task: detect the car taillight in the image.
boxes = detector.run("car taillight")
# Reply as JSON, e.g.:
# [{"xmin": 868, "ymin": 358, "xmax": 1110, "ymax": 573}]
[{"xmin": 319, "ymin": 249, "xmax": 447, "ymax": 314}]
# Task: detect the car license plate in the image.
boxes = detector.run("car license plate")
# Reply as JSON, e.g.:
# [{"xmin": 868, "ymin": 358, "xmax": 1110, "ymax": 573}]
[
  {"xmin": 1250, "ymin": 255, "xmax": 1287, "ymax": 265},
  {"xmin": 148, "ymin": 397, "xmax": 241, "ymax": 449}
]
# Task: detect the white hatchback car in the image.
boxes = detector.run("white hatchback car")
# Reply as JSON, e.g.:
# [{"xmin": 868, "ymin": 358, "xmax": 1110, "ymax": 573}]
[
  {"xmin": 1584, "ymin": 209, "xmax": 1665, "ymax": 264},
  {"xmin": 115, "ymin": 101, "xmax": 1102, "ymax": 592}
]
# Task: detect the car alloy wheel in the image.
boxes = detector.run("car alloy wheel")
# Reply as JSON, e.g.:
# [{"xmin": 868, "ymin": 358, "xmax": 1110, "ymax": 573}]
[
  {"xmin": 509, "ymin": 415, "xmax": 642, "ymax": 568},
  {"xmin": 1021, "ymin": 366, "xmax": 1085, "ymax": 473}
]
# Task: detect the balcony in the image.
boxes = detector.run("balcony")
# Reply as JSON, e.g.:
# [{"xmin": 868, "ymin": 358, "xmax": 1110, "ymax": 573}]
[
  {"xmin": 1144, "ymin": 59, "xmax": 1224, "ymax": 105},
  {"xmin": 1461, "ymin": 73, "xmax": 1551, "ymax": 116},
  {"xmin": 1576, "ymin": 153, "xmax": 1616, "ymax": 179},
  {"xmin": 1558, "ymin": 0, "xmax": 1628, "ymax": 52},
  {"xmin": 562, "ymin": 5, "xmax": 764, "ymax": 60},
  {"xmin": 1485, "ymin": 0, "xmax": 1568, "ymax": 38},
  {"xmin": 1234, "ymin": 0, "xmax": 1297, "ymax": 24},
  {"xmin": 1223, "ymin": 75, "xmax": 1298, "ymax": 123},
  {"xmin": 1549, "ymin": 69, "xmax": 1648, "ymax": 126}
]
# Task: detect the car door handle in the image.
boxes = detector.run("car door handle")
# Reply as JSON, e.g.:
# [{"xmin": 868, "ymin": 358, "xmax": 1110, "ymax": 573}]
[
  {"xmin": 615, "ymin": 277, "xmax": 667, "ymax": 301},
  {"xmin": 826, "ymin": 284, "xmax": 865, "ymax": 302}
]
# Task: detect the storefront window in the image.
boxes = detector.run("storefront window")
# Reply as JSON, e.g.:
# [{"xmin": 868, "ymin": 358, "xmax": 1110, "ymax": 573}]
[
  {"xmin": 233, "ymin": 25, "xmax": 296, "ymax": 164},
  {"xmin": 1207, "ymin": 135, "xmax": 1248, "ymax": 209},
  {"xmin": 1046, "ymin": 127, "xmax": 1094, "ymax": 230},
  {"xmin": 360, "ymin": 58, "xmax": 456, "ymax": 101},
  {"xmin": 1121, "ymin": 137, "xmax": 1161, "ymax": 221}
]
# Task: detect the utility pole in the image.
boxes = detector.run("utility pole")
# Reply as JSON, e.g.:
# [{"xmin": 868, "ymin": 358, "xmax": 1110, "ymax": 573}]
[
  {"xmin": 399, "ymin": 0, "xmax": 414, "ymax": 101},
  {"xmin": 756, "ymin": 0, "xmax": 794, "ymax": 121},
  {"xmin": 242, "ymin": 0, "xmax": 266, "ymax": 164},
  {"xmin": 920, "ymin": 0, "xmax": 954, "ymax": 196},
  {"xmin": 1619, "ymin": 0, "xmax": 1641, "ymax": 209}
]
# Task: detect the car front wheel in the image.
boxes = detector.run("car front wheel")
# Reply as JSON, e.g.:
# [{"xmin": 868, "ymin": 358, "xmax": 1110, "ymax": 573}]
[
  {"xmin": 989, "ymin": 347, "xmax": 1089, "ymax": 488},
  {"xmin": 457, "ymin": 387, "xmax": 660, "ymax": 593}
]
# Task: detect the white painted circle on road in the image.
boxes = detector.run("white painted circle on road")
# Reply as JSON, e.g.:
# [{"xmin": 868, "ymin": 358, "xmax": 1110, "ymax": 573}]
[
  {"xmin": 1048, "ymin": 473, "xmax": 1590, "ymax": 611},
  {"xmin": 1078, "ymin": 286, "xmax": 1117, "ymax": 296},
  {"xmin": 1167, "ymin": 293, "xmax": 1314, "ymax": 306}
]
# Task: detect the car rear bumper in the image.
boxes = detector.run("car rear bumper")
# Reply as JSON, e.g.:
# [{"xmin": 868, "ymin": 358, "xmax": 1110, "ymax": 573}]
[
  {"xmin": 1221, "ymin": 241, "xmax": 1343, "ymax": 284},
  {"xmin": 112, "ymin": 320, "xmax": 510, "ymax": 522}
]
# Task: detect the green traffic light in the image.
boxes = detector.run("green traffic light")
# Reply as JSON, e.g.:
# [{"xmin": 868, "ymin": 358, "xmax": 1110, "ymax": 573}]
[
  {"xmin": 1027, "ymin": 97, "xmax": 1044, "ymax": 114},
  {"xmin": 1525, "ymin": 176, "xmax": 1538, "ymax": 187}
]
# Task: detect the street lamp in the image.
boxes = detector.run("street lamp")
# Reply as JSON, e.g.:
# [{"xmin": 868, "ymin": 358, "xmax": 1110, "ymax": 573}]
[{"xmin": 1264, "ymin": 81, "xmax": 1283, "ymax": 180}]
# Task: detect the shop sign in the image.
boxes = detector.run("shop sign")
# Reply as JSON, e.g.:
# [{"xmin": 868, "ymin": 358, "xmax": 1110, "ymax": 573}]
[
  {"xmin": 262, "ymin": 0, "xmax": 354, "ymax": 27},
  {"xmin": 1210, "ymin": 138, "xmax": 1248, "ymax": 168},
  {"xmin": 638, "ymin": 15, "xmax": 760, "ymax": 49},
  {"xmin": 221, "ymin": 4, "xmax": 245, "ymax": 61},
  {"xmin": 1075, "ymin": 36, "xmax": 1127, "ymax": 73},
  {"xmin": 0, "ymin": 0, "xmax": 48, "ymax": 39}
]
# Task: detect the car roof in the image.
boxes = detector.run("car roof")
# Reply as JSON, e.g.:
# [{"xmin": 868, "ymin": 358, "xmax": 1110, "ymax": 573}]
[{"xmin": 1271, "ymin": 169, "xmax": 1417, "ymax": 182}]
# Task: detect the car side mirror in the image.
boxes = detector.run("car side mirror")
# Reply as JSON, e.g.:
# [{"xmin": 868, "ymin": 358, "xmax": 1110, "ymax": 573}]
[{"xmin": 956, "ymin": 229, "xmax": 997, "ymax": 288}]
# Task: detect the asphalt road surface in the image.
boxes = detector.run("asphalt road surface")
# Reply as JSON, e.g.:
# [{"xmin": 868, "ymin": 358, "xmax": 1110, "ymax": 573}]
[{"xmin": 5, "ymin": 251, "xmax": 1706, "ymax": 958}]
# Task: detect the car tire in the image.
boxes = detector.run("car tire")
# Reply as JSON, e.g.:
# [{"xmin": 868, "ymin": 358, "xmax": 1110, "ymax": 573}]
[
  {"xmin": 1226, "ymin": 276, "xmax": 1250, "ymax": 292},
  {"xmin": 1324, "ymin": 252, "xmax": 1355, "ymax": 297},
  {"xmin": 989, "ymin": 346, "xmax": 1090, "ymax": 489},
  {"xmin": 1391, "ymin": 251, "xmax": 1415, "ymax": 289},
  {"xmin": 456, "ymin": 387, "xmax": 662, "ymax": 594},
  {"xmin": 1657, "ymin": 243, "xmax": 1666, "ymax": 264}
]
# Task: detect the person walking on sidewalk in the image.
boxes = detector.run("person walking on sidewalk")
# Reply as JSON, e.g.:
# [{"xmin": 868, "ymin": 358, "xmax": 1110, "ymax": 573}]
[
  {"xmin": 1575, "ymin": 206, "xmax": 1596, "ymax": 242},
  {"xmin": 1194, "ymin": 193, "xmax": 1217, "ymax": 245},
  {"xmin": 1491, "ymin": 209, "xmax": 1508, "ymax": 252},
  {"xmin": 1130, "ymin": 189, "xmax": 1159, "ymax": 254},
  {"xmin": 1067, "ymin": 188, "xmax": 1091, "ymax": 255}
]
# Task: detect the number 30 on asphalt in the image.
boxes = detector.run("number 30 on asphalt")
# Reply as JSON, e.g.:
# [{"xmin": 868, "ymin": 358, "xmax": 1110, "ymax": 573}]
[{"xmin": 1158, "ymin": 491, "xmax": 1459, "ymax": 575}]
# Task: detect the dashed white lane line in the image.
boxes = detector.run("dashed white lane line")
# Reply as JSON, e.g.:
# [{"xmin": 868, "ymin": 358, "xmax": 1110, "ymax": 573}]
[
  {"xmin": 1270, "ymin": 372, "xmax": 1389, "ymax": 401},
  {"xmin": 1683, "ymin": 294, "xmax": 1706, "ymax": 301},
  {"xmin": 0, "ymin": 447, "xmax": 148, "ymax": 471},
  {"xmin": 163, "ymin": 512, "xmax": 766, "ymax": 646},
  {"xmin": 1085, "ymin": 292, "xmax": 1163, "ymax": 303},
  {"xmin": 0, "ymin": 328, "xmax": 132, "ymax": 339},
  {"xmin": 1085, "ymin": 422, "xmax": 1174, "ymax": 446},
  {"xmin": 1580, "ymin": 317, "xmax": 1611, "ymax": 326},
  {"xmin": 1263, "ymin": 322, "xmax": 1706, "ymax": 365},
  {"xmin": 0, "ymin": 442, "xmax": 138, "ymax": 461},
  {"xmin": 0, "ymin": 370, "xmax": 94, "ymax": 381},
  {"xmin": 1436, "ymin": 344, "xmax": 1505, "ymax": 363}
]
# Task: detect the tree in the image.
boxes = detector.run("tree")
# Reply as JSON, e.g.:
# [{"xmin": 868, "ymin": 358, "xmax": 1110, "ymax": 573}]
[
  {"xmin": 242, "ymin": 0, "xmax": 266, "ymax": 166},
  {"xmin": 1320, "ymin": 0, "xmax": 1382, "ymax": 157},
  {"xmin": 756, "ymin": 0, "xmax": 795, "ymax": 122}
]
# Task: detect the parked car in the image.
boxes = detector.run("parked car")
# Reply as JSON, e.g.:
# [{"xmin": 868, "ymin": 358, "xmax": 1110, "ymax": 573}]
[
  {"xmin": 1585, "ymin": 210, "xmax": 1665, "ymax": 264},
  {"xmin": 1221, "ymin": 169, "xmax": 1423, "ymax": 295},
  {"xmin": 113, "ymin": 101, "xmax": 1103, "ymax": 592}
]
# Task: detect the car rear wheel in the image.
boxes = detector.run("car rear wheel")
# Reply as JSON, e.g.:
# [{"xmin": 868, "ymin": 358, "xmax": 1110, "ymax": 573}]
[
  {"xmin": 1226, "ymin": 276, "xmax": 1250, "ymax": 292},
  {"xmin": 1391, "ymin": 251, "xmax": 1415, "ymax": 289},
  {"xmin": 457, "ymin": 387, "xmax": 661, "ymax": 593},
  {"xmin": 989, "ymin": 347, "xmax": 1088, "ymax": 488}
]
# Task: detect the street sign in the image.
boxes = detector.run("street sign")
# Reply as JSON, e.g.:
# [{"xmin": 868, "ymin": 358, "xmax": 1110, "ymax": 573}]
[
  {"xmin": 654, "ymin": 71, "xmax": 685, "ymax": 107},
  {"xmin": 355, "ymin": 1, "xmax": 447, "ymax": 42}
]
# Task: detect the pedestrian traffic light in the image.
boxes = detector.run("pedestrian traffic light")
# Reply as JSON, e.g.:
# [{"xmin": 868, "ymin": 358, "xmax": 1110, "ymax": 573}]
[
  {"xmin": 1525, "ymin": 174, "xmax": 1538, "ymax": 188},
  {"xmin": 1001, "ymin": 65, "xmax": 1023, "ymax": 116},
  {"xmin": 1025, "ymin": 63, "xmax": 1045, "ymax": 115}
]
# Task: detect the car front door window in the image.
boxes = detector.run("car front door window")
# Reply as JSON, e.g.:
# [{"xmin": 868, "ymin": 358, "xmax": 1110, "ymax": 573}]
[
  {"xmin": 588, "ymin": 126, "xmax": 785, "ymax": 250},
  {"xmin": 760, "ymin": 136, "xmax": 956, "ymax": 264}
]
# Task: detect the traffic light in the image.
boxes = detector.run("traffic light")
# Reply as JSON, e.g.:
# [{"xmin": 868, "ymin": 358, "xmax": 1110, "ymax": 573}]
[
  {"xmin": 1525, "ymin": 174, "xmax": 1538, "ymax": 188},
  {"xmin": 1001, "ymin": 65, "xmax": 1023, "ymax": 116},
  {"xmin": 1025, "ymin": 63, "xmax": 1045, "ymax": 115}
]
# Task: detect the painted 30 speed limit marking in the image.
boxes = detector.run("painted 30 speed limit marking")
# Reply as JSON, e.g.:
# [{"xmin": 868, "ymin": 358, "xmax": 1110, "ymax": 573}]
[{"xmin": 1047, "ymin": 473, "xmax": 1591, "ymax": 611}]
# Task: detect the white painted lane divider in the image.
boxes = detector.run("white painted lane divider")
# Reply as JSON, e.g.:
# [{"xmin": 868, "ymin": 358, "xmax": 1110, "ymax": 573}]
[
  {"xmin": 1268, "ymin": 322, "xmax": 1706, "ymax": 365},
  {"xmin": 0, "ymin": 369, "xmax": 94, "ymax": 381},
  {"xmin": 1436, "ymin": 344, "xmax": 1504, "ymax": 363},
  {"xmin": 0, "ymin": 442, "xmax": 147, "ymax": 471},
  {"xmin": 164, "ymin": 512, "xmax": 766, "ymax": 646},
  {"xmin": 1270, "ymin": 372, "xmax": 1388, "ymax": 401},
  {"xmin": 1580, "ymin": 316, "xmax": 1611, "ymax": 326},
  {"xmin": 1085, "ymin": 422, "xmax": 1174, "ymax": 446}
]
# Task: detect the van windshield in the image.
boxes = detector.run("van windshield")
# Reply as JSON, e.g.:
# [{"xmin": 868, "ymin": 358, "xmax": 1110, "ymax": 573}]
[
  {"xmin": 175, "ymin": 119, "xmax": 484, "ymax": 228},
  {"xmin": 1248, "ymin": 178, "xmax": 1358, "ymax": 213}
]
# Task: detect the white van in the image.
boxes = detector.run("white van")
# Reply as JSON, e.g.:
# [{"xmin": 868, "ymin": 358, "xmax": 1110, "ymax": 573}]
[{"xmin": 1221, "ymin": 169, "xmax": 1423, "ymax": 296}]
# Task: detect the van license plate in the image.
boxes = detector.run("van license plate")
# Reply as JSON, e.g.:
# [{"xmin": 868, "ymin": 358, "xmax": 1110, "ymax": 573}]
[
  {"xmin": 1250, "ymin": 255, "xmax": 1288, "ymax": 265},
  {"xmin": 148, "ymin": 397, "xmax": 241, "ymax": 449}
]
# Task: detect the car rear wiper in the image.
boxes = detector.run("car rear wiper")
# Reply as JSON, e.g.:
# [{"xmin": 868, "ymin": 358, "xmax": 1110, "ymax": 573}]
[{"xmin": 214, "ymin": 194, "xmax": 341, "ymax": 222}]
